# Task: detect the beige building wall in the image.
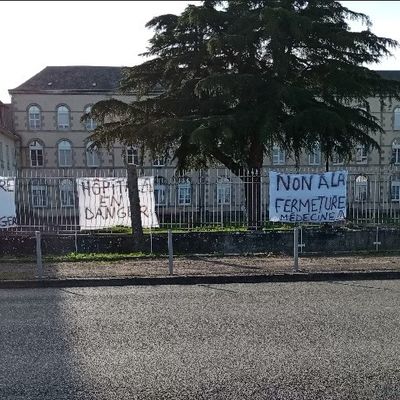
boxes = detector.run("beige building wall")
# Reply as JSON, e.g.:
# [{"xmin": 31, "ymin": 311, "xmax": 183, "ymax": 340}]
[
  {"xmin": 0, "ymin": 101, "xmax": 18, "ymax": 175},
  {"xmin": 10, "ymin": 89, "xmax": 400, "ymax": 172},
  {"xmin": 0, "ymin": 131, "xmax": 17, "ymax": 174}
]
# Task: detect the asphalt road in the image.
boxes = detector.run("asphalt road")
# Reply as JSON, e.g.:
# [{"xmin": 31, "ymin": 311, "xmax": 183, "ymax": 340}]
[{"xmin": 1, "ymin": 281, "xmax": 399, "ymax": 399}]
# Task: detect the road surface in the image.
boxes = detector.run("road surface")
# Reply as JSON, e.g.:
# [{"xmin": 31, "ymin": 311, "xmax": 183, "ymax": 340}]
[{"xmin": 1, "ymin": 280, "xmax": 399, "ymax": 399}]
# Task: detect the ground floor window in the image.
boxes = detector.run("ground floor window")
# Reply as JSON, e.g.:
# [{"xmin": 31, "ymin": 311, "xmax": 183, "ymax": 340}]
[
  {"xmin": 60, "ymin": 179, "xmax": 74, "ymax": 207},
  {"xmin": 31, "ymin": 180, "xmax": 48, "ymax": 207},
  {"xmin": 177, "ymin": 177, "xmax": 191, "ymax": 205},
  {"xmin": 354, "ymin": 175, "xmax": 368, "ymax": 202},
  {"xmin": 391, "ymin": 181, "xmax": 400, "ymax": 202}
]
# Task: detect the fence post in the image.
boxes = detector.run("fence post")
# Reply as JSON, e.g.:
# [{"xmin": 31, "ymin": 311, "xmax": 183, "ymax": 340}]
[
  {"xmin": 168, "ymin": 229, "xmax": 173, "ymax": 275},
  {"xmin": 373, "ymin": 226, "xmax": 381, "ymax": 251},
  {"xmin": 293, "ymin": 227, "xmax": 299, "ymax": 272},
  {"xmin": 74, "ymin": 230, "xmax": 78, "ymax": 253},
  {"xmin": 299, "ymin": 225, "xmax": 305, "ymax": 253},
  {"xmin": 35, "ymin": 231, "xmax": 43, "ymax": 280}
]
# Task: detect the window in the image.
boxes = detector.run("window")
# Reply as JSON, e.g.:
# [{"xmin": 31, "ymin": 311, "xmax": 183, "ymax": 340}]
[
  {"xmin": 127, "ymin": 146, "xmax": 139, "ymax": 165},
  {"xmin": 0, "ymin": 142, "xmax": 3, "ymax": 169},
  {"xmin": 5, "ymin": 145, "xmax": 10, "ymax": 170},
  {"xmin": 308, "ymin": 144, "xmax": 321, "ymax": 165},
  {"xmin": 57, "ymin": 106, "xmax": 70, "ymax": 129},
  {"xmin": 84, "ymin": 106, "xmax": 97, "ymax": 130},
  {"xmin": 29, "ymin": 140, "xmax": 44, "ymax": 167},
  {"xmin": 394, "ymin": 107, "xmax": 400, "ymax": 130},
  {"xmin": 392, "ymin": 139, "xmax": 400, "ymax": 165},
  {"xmin": 272, "ymin": 145, "xmax": 285, "ymax": 165},
  {"xmin": 58, "ymin": 140, "xmax": 72, "ymax": 167},
  {"xmin": 28, "ymin": 105, "xmax": 41, "ymax": 129},
  {"xmin": 354, "ymin": 175, "xmax": 368, "ymax": 202},
  {"xmin": 31, "ymin": 180, "xmax": 48, "ymax": 208},
  {"xmin": 391, "ymin": 180, "xmax": 400, "ymax": 202},
  {"xmin": 153, "ymin": 157, "xmax": 165, "ymax": 167},
  {"xmin": 177, "ymin": 176, "xmax": 191, "ymax": 205},
  {"xmin": 332, "ymin": 151, "xmax": 344, "ymax": 165},
  {"xmin": 355, "ymin": 145, "xmax": 368, "ymax": 164},
  {"xmin": 216, "ymin": 177, "xmax": 231, "ymax": 205},
  {"xmin": 60, "ymin": 179, "xmax": 74, "ymax": 207},
  {"xmin": 154, "ymin": 176, "xmax": 167, "ymax": 206},
  {"xmin": 86, "ymin": 141, "xmax": 100, "ymax": 167}
]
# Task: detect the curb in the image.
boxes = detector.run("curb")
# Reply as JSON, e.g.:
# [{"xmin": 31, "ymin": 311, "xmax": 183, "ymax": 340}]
[{"xmin": 1, "ymin": 270, "xmax": 400, "ymax": 289}]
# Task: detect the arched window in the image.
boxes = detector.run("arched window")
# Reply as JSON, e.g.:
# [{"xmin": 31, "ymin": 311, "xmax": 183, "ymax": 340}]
[
  {"xmin": 86, "ymin": 141, "xmax": 100, "ymax": 167},
  {"xmin": 0, "ymin": 142, "xmax": 3, "ymax": 169},
  {"xmin": 28, "ymin": 105, "xmax": 41, "ymax": 129},
  {"xmin": 31, "ymin": 179, "xmax": 48, "ymax": 208},
  {"xmin": 272, "ymin": 145, "xmax": 285, "ymax": 165},
  {"xmin": 177, "ymin": 176, "xmax": 191, "ymax": 205},
  {"xmin": 84, "ymin": 106, "xmax": 97, "ymax": 131},
  {"xmin": 331, "ymin": 150, "xmax": 345, "ymax": 165},
  {"xmin": 58, "ymin": 140, "xmax": 72, "ymax": 167},
  {"xmin": 57, "ymin": 105, "xmax": 70, "ymax": 129},
  {"xmin": 126, "ymin": 146, "xmax": 139, "ymax": 165},
  {"xmin": 355, "ymin": 144, "xmax": 368, "ymax": 164},
  {"xmin": 60, "ymin": 179, "xmax": 74, "ymax": 207},
  {"xmin": 29, "ymin": 140, "xmax": 44, "ymax": 167},
  {"xmin": 154, "ymin": 176, "xmax": 167, "ymax": 206},
  {"xmin": 392, "ymin": 139, "xmax": 400, "ymax": 165},
  {"xmin": 308, "ymin": 143, "xmax": 321, "ymax": 165},
  {"xmin": 391, "ymin": 177, "xmax": 400, "ymax": 202},
  {"xmin": 394, "ymin": 107, "xmax": 400, "ymax": 130},
  {"xmin": 153, "ymin": 156, "xmax": 165, "ymax": 167},
  {"xmin": 354, "ymin": 175, "xmax": 368, "ymax": 202},
  {"xmin": 216, "ymin": 176, "xmax": 231, "ymax": 205}
]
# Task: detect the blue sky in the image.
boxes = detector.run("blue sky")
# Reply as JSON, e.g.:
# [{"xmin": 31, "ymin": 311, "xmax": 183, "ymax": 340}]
[{"xmin": 1, "ymin": 1, "xmax": 399, "ymax": 103}]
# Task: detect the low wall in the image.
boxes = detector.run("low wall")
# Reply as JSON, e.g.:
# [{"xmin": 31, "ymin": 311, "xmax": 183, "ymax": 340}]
[{"xmin": 0, "ymin": 228, "xmax": 399, "ymax": 256}]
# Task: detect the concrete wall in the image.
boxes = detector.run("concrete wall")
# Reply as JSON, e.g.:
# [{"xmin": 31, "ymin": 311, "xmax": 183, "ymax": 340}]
[{"xmin": 1, "ymin": 228, "xmax": 399, "ymax": 257}]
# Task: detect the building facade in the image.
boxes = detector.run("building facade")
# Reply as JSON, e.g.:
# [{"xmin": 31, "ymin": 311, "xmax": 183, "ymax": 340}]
[
  {"xmin": 6, "ymin": 66, "xmax": 400, "ymax": 230},
  {"xmin": 0, "ymin": 101, "xmax": 19, "ymax": 175}
]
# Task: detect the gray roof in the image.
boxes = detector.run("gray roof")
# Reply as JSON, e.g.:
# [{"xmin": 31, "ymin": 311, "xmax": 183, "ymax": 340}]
[
  {"xmin": 9, "ymin": 66, "xmax": 124, "ymax": 94},
  {"xmin": 8, "ymin": 66, "xmax": 400, "ymax": 95},
  {"xmin": 375, "ymin": 70, "xmax": 400, "ymax": 81}
]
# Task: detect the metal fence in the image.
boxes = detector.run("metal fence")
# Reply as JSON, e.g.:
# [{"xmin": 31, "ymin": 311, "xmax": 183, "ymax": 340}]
[{"xmin": 2, "ymin": 165, "xmax": 400, "ymax": 233}]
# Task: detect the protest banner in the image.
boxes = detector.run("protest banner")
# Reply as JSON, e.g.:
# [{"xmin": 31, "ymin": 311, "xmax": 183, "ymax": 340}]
[
  {"xmin": 0, "ymin": 177, "xmax": 17, "ymax": 228},
  {"xmin": 269, "ymin": 171, "xmax": 348, "ymax": 223},
  {"xmin": 76, "ymin": 176, "xmax": 159, "ymax": 230}
]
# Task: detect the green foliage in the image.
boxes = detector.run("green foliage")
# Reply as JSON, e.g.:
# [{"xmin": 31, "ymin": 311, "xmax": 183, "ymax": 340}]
[
  {"xmin": 48, "ymin": 252, "xmax": 147, "ymax": 262},
  {"xmin": 84, "ymin": 0, "xmax": 400, "ymax": 175}
]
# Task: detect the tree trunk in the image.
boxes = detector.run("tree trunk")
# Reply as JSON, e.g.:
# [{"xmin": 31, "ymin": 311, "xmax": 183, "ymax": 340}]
[
  {"xmin": 127, "ymin": 164, "xmax": 144, "ymax": 252},
  {"xmin": 242, "ymin": 139, "xmax": 264, "ymax": 230}
]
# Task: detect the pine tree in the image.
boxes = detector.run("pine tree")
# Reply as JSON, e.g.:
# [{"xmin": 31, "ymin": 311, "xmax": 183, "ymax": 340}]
[{"xmin": 85, "ymin": 0, "xmax": 400, "ymax": 228}]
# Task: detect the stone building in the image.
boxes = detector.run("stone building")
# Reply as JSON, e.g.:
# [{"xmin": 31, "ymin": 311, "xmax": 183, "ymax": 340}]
[
  {"xmin": 6, "ymin": 66, "xmax": 400, "ymax": 228},
  {"xmin": 0, "ymin": 101, "xmax": 19, "ymax": 175}
]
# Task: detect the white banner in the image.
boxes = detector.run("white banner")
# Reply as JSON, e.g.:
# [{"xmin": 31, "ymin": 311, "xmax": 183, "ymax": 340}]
[
  {"xmin": 76, "ymin": 176, "xmax": 159, "ymax": 230},
  {"xmin": 269, "ymin": 171, "xmax": 348, "ymax": 223},
  {"xmin": 0, "ymin": 177, "xmax": 17, "ymax": 228}
]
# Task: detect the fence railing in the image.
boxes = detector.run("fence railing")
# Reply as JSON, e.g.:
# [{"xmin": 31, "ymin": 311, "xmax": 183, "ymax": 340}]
[{"xmin": 2, "ymin": 165, "xmax": 400, "ymax": 233}]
